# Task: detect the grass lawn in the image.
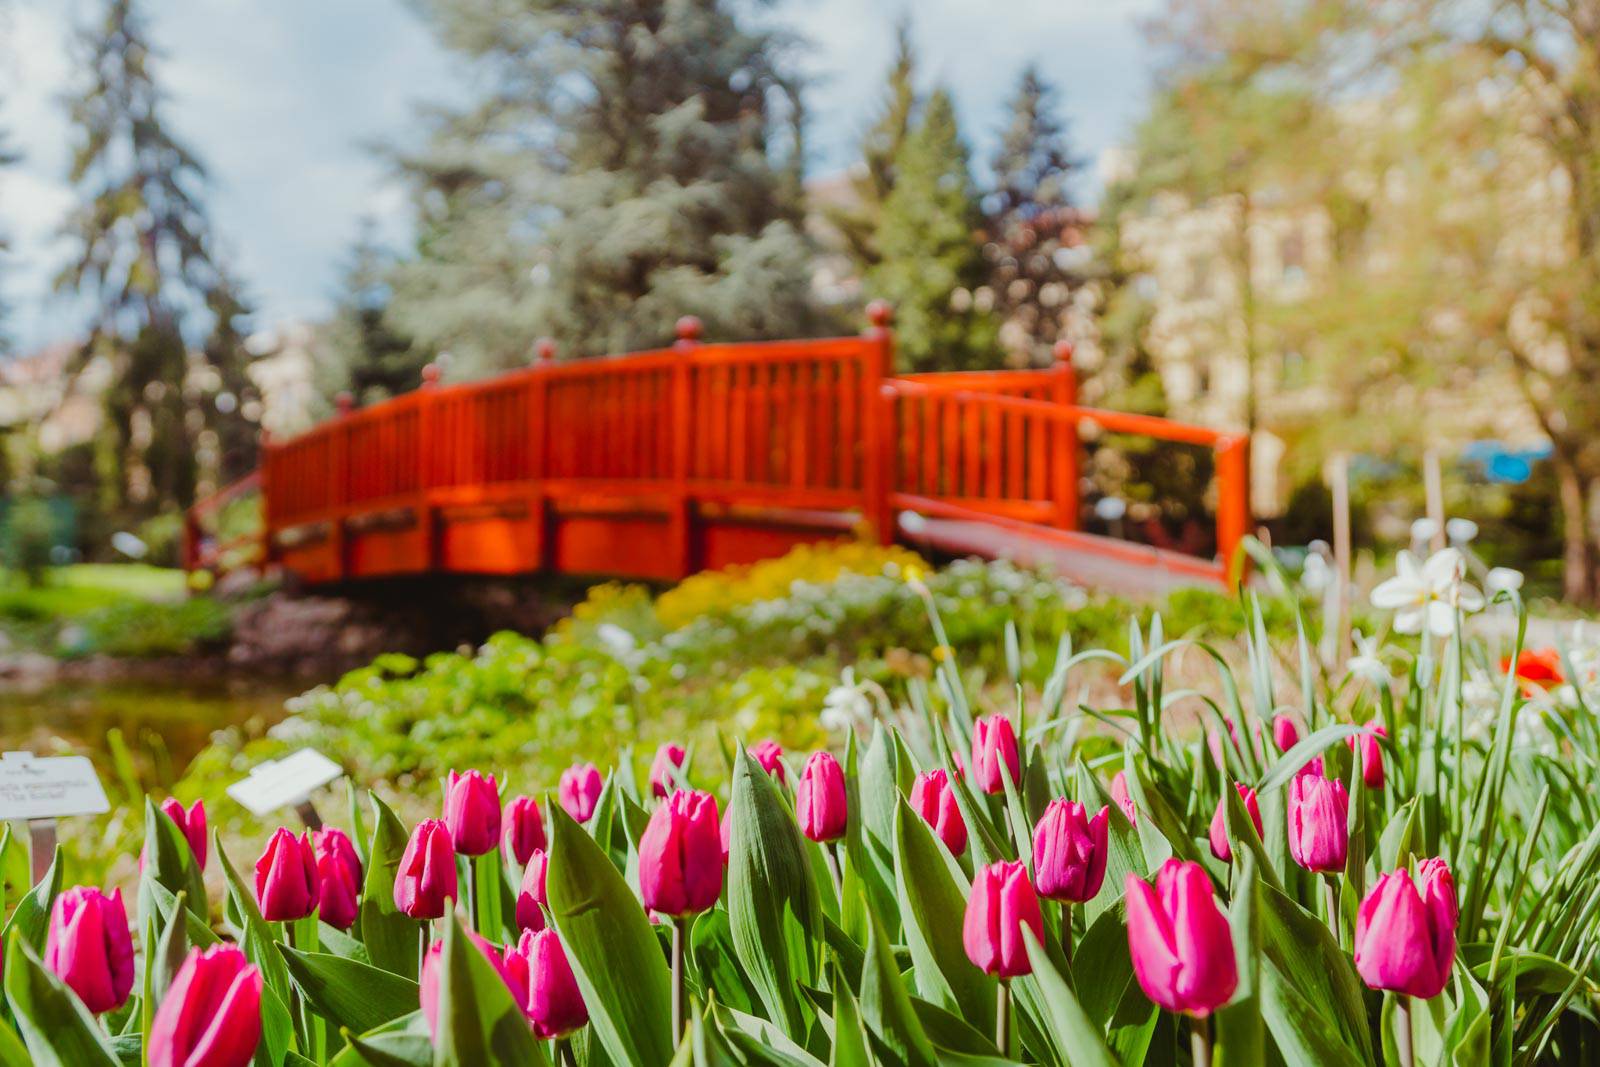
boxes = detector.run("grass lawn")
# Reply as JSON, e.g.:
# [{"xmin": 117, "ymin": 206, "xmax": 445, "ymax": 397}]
[{"xmin": 0, "ymin": 564, "xmax": 226, "ymax": 657}]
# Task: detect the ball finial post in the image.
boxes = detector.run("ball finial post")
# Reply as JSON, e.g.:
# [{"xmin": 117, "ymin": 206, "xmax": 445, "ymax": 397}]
[
  {"xmin": 866, "ymin": 300, "xmax": 894, "ymax": 331},
  {"xmin": 535, "ymin": 338, "xmax": 557, "ymax": 364},
  {"xmin": 1053, "ymin": 339, "xmax": 1074, "ymax": 367},
  {"xmin": 335, "ymin": 391, "xmax": 354, "ymax": 416},
  {"xmin": 674, "ymin": 315, "xmax": 703, "ymax": 349},
  {"xmin": 421, "ymin": 363, "xmax": 441, "ymax": 387}
]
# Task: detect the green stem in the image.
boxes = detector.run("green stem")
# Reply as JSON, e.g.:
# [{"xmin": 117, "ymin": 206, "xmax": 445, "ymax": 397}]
[
  {"xmin": 556, "ymin": 1036, "xmax": 578, "ymax": 1066},
  {"xmin": 466, "ymin": 861, "xmax": 479, "ymax": 932},
  {"xmin": 823, "ymin": 842, "xmax": 843, "ymax": 900},
  {"xmin": 1397, "ymin": 995, "xmax": 1415, "ymax": 1067},
  {"xmin": 995, "ymin": 980, "xmax": 1011, "ymax": 1056},
  {"xmin": 672, "ymin": 917, "xmax": 687, "ymax": 1039},
  {"xmin": 1323, "ymin": 877, "xmax": 1340, "ymax": 947},
  {"xmin": 1061, "ymin": 905, "xmax": 1075, "ymax": 968},
  {"xmin": 1189, "ymin": 1013, "xmax": 1212, "ymax": 1067}
]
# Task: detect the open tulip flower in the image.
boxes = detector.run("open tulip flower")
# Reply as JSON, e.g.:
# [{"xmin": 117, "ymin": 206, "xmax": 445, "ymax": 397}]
[
  {"xmin": 1355, "ymin": 860, "xmax": 1457, "ymax": 999},
  {"xmin": 971, "ymin": 714, "xmax": 1021, "ymax": 795},
  {"xmin": 45, "ymin": 886, "xmax": 134, "ymax": 1014},
  {"xmin": 255, "ymin": 827, "xmax": 319, "ymax": 923},
  {"xmin": 444, "ymin": 770, "xmax": 502, "ymax": 856},
  {"xmin": 148, "ymin": 945, "xmax": 263, "ymax": 1067},
  {"xmin": 1126, "ymin": 860, "xmax": 1238, "ymax": 1017},
  {"xmin": 1208, "ymin": 782, "xmax": 1262, "ymax": 862}
]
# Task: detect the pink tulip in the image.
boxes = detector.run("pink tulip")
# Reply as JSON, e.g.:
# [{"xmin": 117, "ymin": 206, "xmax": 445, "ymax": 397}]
[
  {"xmin": 419, "ymin": 934, "xmax": 523, "ymax": 1038},
  {"xmin": 639, "ymin": 789, "xmax": 722, "ymax": 917},
  {"xmin": 796, "ymin": 751, "xmax": 848, "ymax": 842},
  {"xmin": 254, "ymin": 828, "xmax": 318, "ymax": 923},
  {"xmin": 559, "ymin": 762, "xmax": 603, "ymax": 823},
  {"xmin": 719, "ymin": 798, "xmax": 734, "ymax": 864},
  {"xmin": 1126, "ymin": 860, "xmax": 1238, "ymax": 1016},
  {"xmin": 1354, "ymin": 860, "xmax": 1457, "ymax": 999},
  {"xmin": 502, "ymin": 795, "xmax": 546, "ymax": 866},
  {"xmin": 444, "ymin": 770, "xmax": 501, "ymax": 856},
  {"xmin": 1287, "ymin": 773, "xmax": 1349, "ymax": 874},
  {"xmin": 514, "ymin": 928, "xmax": 589, "ymax": 1038},
  {"xmin": 44, "ymin": 887, "xmax": 134, "ymax": 1013},
  {"xmin": 1348, "ymin": 723, "xmax": 1386, "ymax": 790},
  {"xmin": 971, "ymin": 715, "xmax": 1021, "ymax": 795},
  {"xmin": 1208, "ymin": 783, "xmax": 1262, "ymax": 863},
  {"xmin": 148, "ymin": 945, "xmax": 263, "ymax": 1067},
  {"xmin": 312, "ymin": 828, "xmax": 362, "ymax": 930},
  {"xmin": 1272, "ymin": 714, "xmax": 1300, "ymax": 752},
  {"xmin": 1111, "ymin": 770, "xmax": 1137, "ymax": 826},
  {"xmin": 1032, "ymin": 800, "xmax": 1109, "ymax": 903},
  {"xmin": 910, "ymin": 768, "xmax": 967, "ymax": 857},
  {"xmin": 649, "ymin": 743, "xmax": 687, "ymax": 799},
  {"xmin": 515, "ymin": 848, "xmax": 548, "ymax": 933},
  {"xmin": 750, "ymin": 739, "xmax": 788, "ymax": 784},
  {"xmin": 162, "ymin": 797, "xmax": 208, "ymax": 871},
  {"xmin": 394, "ymin": 818, "xmax": 458, "ymax": 920},
  {"xmin": 962, "ymin": 860, "xmax": 1044, "ymax": 978}
]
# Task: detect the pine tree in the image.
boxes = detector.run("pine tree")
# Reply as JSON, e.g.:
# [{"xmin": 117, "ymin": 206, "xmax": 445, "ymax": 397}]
[
  {"xmin": 55, "ymin": 0, "xmax": 251, "ymax": 519},
  {"xmin": 986, "ymin": 65, "xmax": 1088, "ymax": 366},
  {"xmin": 826, "ymin": 17, "xmax": 919, "ymax": 269},
  {"xmin": 866, "ymin": 89, "xmax": 998, "ymax": 372},
  {"xmin": 0, "ymin": 117, "xmax": 16, "ymax": 357},
  {"xmin": 316, "ymin": 220, "xmax": 423, "ymax": 406},
  {"xmin": 387, "ymin": 0, "xmax": 823, "ymax": 373}
]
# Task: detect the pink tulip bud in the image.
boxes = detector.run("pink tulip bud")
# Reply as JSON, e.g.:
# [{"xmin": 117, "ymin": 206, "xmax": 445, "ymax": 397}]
[
  {"xmin": 1126, "ymin": 860, "xmax": 1238, "ymax": 1016},
  {"xmin": 161, "ymin": 797, "xmax": 208, "ymax": 872},
  {"xmin": 1347, "ymin": 723, "xmax": 1386, "ymax": 790},
  {"xmin": 1287, "ymin": 773, "xmax": 1349, "ymax": 874},
  {"xmin": 962, "ymin": 860, "xmax": 1044, "ymax": 978},
  {"xmin": 44, "ymin": 887, "xmax": 134, "ymax": 1013},
  {"xmin": 795, "ymin": 751, "xmax": 848, "ymax": 842},
  {"xmin": 515, "ymin": 848, "xmax": 548, "ymax": 933},
  {"xmin": 149, "ymin": 945, "xmax": 263, "ymax": 1067},
  {"xmin": 502, "ymin": 795, "xmax": 547, "ymax": 866},
  {"xmin": 394, "ymin": 818, "xmax": 457, "ymax": 920},
  {"xmin": 1032, "ymin": 800, "xmax": 1109, "ymax": 903},
  {"xmin": 419, "ymin": 934, "xmax": 522, "ymax": 1038},
  {"xmin": 254, "ymin": 828, "xmax": 318, "ymax": 923},
  {"xmin": 750, "ymin": 739, "xmax": 788, "ymax": 784},
  {"xmin": 444, "ymin": 770, "xmax": 501, "ymax": 856},
  {"xmin": 639, "ymin": 789, "xmax": 722, "ymax": 917},
  {"xmin": 971, "ymin": 715, "xmax": 1021, "ymax": 795},
  {"xmin": 1354, "ymin": 860, "xmax": 1457, "ymax": 999},
  {"xmin": 1208, "ymin": 783, "xmax": 1262, "ymax": 863},
  {"xmin": 1111, "ymin": 771, "xmax": 1137, "ymax": 826},
  {"xmin": 719, "ymin": 798, "xmax": 734, "ymax": 865},
  {"xmin": 558, "ymin": 762, "xmax": 603, "ymax": 823},
  {"xmin": 515, "ymin": 928, "xmax": 589, "ymax": 1038},
  {"xmin": 1272, "ymin": 714, "xmax": 1300, "ymax": 752},
  {"xmin": 649, "ymin": 743, "xmax": 687, "ymax": 799},
  {"xmin": 910, "ymin": 769, "xmax": 967, "ymax": 856},
  {"xmin": 312, "ymin": 828, "xmax": 362, "ymax": 930}
]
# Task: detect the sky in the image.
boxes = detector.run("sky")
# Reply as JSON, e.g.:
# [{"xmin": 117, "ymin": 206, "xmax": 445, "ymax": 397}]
[{"xmin": 0, "ymin": 0, "xmax": 1160, "ymax": 353}]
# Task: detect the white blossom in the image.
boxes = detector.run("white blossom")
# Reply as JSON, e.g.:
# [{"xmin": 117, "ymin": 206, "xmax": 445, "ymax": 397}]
[{"xmin": 1371, "ymin": 548, "xmax": 1485, "ymax": 636}]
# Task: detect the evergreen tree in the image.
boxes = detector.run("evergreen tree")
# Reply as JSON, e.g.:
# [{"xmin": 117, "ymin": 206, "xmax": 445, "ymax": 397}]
[
  {"xmin": 985, "ymin": 65, "xmax": 1087, "ymax": 366},
  {"xmin": 0, "ymin": 115, "xmax": 15, "ymax": 357},
  {"xmin": 388, "ymin": 0, "xmax": 823, "ymax": 373},
  {"xmin": 826, "ymin": 17, "xmax": 919, "ymax": 269},
  {"xmin": 316, "ymin": 220, "xmax": 423, "ymax": 406},
  {"xmin": 866, "ymin": 89, "xmax": 998, "ymax": 372},
  {"xmin": 55, "ymin": 0, "xmax": 251, "ymax": 519}
]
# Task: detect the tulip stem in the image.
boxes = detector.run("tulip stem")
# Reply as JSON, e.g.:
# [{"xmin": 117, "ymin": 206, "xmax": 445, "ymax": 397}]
[
  {"xmin": 1397, "ymin": 995, "xmax": 1414, "ymax": 1067},
  {"xmin": 1323, "ymin": 877, "xmax": 1340, "ymax": 946},
  {"xmin": 1061, "ymin": 906, "xmax": 1075, "ymax": 968},
  {"xmin": 823, "ymin": 842, "xmax": 843, "ymax": 899},
  {"xmin": 671, "ymin": 916, "xmax": 687, "ymax": 1040},
  {"xmin": 555, "ymin": 1037, "xmax": 578, "ymax": 1066},
  {"xmin": 1189, "ymin": 1015, "xmax": 1212, "ymax": 1067},
  {"xmin": 995, "ymin": 980, "xmax": 1011, "ymax": 1055}
]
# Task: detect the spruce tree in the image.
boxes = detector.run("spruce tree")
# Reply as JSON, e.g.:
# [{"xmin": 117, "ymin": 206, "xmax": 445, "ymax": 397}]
[
  {"xmin": 866, "ymin": 89, "xmax": 998, "ymax": 372},
  {"xmin": 388, "ymin": 0, "xmax": 823, "ymax": 373},
  {"xmin": 986, "ymin": 65, "xmax": 1087, "ymax": 365},
  {"xmin": 827, "ymin": 17, "xmax": 919, "ymax": 269},
  {"xmin": 0, "ymin": 115, "xmax": 15, "ymax": 356},
  {"xmin": 56, "ymin": 0, "xmax": 250, "ymax": 520},
  {"xmin": 316, "ymin": 220, "xmax": 423, "ymax": 406}
]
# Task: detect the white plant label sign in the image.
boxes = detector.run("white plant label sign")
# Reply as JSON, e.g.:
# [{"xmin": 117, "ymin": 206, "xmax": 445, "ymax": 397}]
[
  {"xmin": 227, "ymin": 748, "xmax": 344, "ymax": 816},
  {"xmin": 0, "ymin": 752, "xmax": 110, "ymax": 821}
]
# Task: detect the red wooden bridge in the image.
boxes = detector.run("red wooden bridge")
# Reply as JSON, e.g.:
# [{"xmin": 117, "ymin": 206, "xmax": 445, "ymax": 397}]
[{"xmin": 185, "ymin": 306, "xmax": 1251, "ymax": 597}]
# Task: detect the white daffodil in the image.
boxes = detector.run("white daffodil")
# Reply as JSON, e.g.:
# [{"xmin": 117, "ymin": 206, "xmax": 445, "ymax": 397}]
[
  {"xmin": 1486, "ymin": 567, "xmax": 1524, "ymax": 595},
  {"xmin": 1371, "ymin": 548, "xmax": 1485, "ymax": 636},
  {"xmin": 1347, "ymin": 630, "xmax": 1389, "ymax": 686}
]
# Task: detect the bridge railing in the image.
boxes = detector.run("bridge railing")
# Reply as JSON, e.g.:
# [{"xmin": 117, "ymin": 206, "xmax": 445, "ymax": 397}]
[{"xmin": 207, "ymin": 305, "xmax": 1248, "ymax": 585}]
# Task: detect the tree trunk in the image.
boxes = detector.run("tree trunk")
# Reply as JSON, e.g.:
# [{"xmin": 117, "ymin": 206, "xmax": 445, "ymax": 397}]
[{"xmin": 1556, "ymin": 454, "xmax": 1598, "ymax": 607}]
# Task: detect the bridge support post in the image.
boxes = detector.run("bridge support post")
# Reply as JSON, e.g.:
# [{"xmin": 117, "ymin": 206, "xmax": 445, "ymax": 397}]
[
  {"xmin": 417, "ymin": 364, "xmax": 442, "ymax": 573},
  {"xmin": 1051, "ymin": 340, "xmax": 1079, "ymax": 532},
  {"xmin": 670, "ymin": 317, "xmax": 702, "ymax": 578},
  {"xmin": 530, "ymin": 340, "xmax": 556, "ymax": 571},
  {"xmin": 863, "ymin": 302, "xmax": 895, "ymax": 546},
  {"xmin": 1216, "ymin": 434, "xmax": 1252, "ymax": 586}
]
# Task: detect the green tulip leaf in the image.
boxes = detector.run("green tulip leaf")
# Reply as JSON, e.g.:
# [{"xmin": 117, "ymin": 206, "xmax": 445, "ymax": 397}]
[
  {"xmin": 279, "ymin": 945, "xmax": 421, "ymax": 1035},
  {"xmin": 361, "ymin": 793, "xmax": 426, "ymax": 980},
  {"xmin": 2, "ymin": 933, "xmax": 119, "ymax": 1067},
  {"xmin": 431, "ymin": 915, "xmax": 548, "ymax": 1067}
]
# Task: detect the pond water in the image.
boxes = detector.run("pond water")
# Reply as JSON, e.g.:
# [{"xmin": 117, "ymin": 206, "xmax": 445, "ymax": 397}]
[{"xmin": 0, "ymin": 676, "xmax": 306, "ymax": 787}]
